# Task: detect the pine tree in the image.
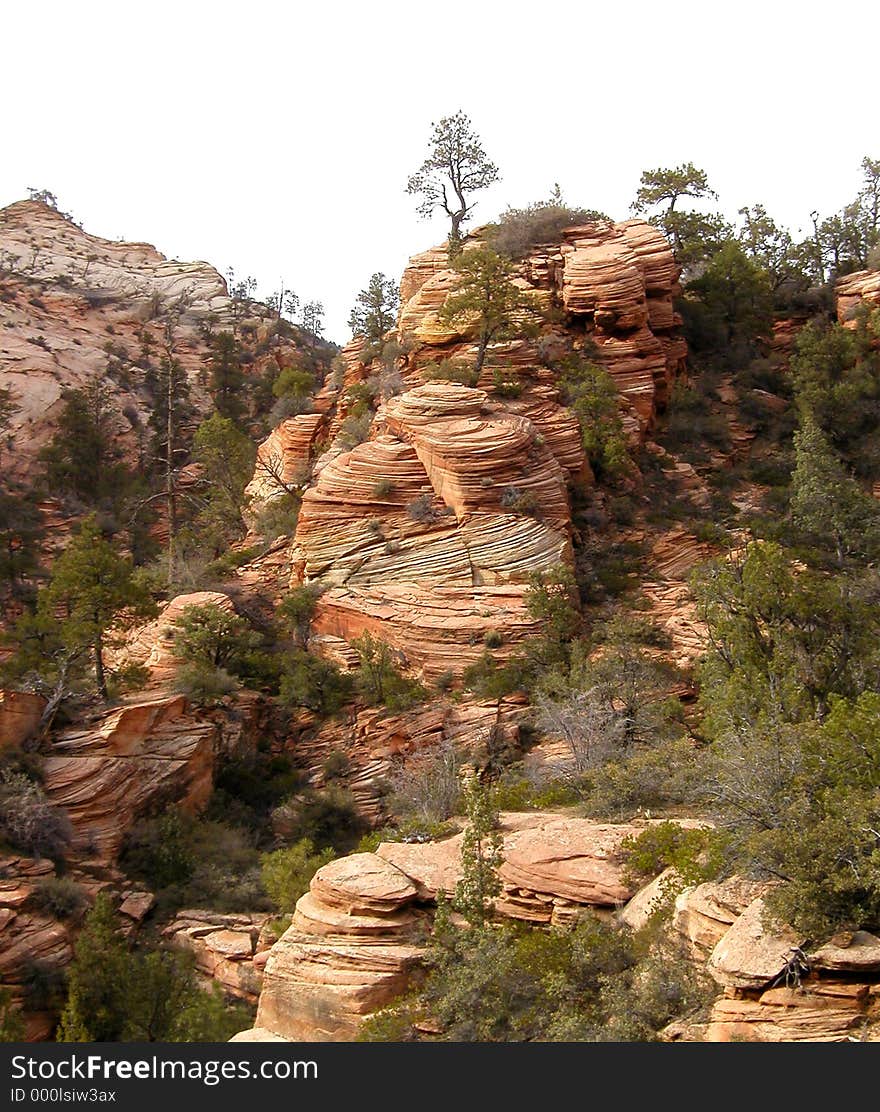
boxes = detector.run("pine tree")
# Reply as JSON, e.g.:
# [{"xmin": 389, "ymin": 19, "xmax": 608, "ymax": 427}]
[
  {"xmin": 406, "ymin": 111, "xmax": 500, "ymax": 247},
  {"xmin": 790, "ymin": 412, "xmax": 880, "ymax": 565},
  {"xmin": 147, "ymin": 355, "xmax": 194, "ymax": 582},
  {"xmin": 208, "ymin": 331, "xmax": 245, "ymax": 424},
  {"xmin": 453, "ymin": 771, "xmax": 502, "ymax": 927},
  {"xmin": 190, "ymin": 414, "xmax": 255, "ymax": 555},
  {"xmin": 348, "ymin": 273, "xmax": 400, "ymax": 347},
  {"xmin": 57, "ymin": 893, "xmax": 129, "ymax": 1041},
  {"xmin": 39, "ymin": 379, "xmax": 132, "ymax": 509},
  {"xmin": 438, "ymin": 247, "xmax": 541, "ymax": 377},
  {"xmin": 41, "ymin": 516, "xmax": 156, "ymax": 699}
]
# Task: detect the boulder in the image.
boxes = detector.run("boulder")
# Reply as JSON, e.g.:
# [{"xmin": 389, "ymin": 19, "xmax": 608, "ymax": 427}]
[{"xmin": 708, "ymin": 898, "xmax": 805, "ymax": 990}]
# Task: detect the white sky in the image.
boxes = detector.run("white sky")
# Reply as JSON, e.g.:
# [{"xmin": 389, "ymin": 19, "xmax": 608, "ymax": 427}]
[{"xmin": 4, "ymin": 0, "xmax": 878, "ymax": 342}]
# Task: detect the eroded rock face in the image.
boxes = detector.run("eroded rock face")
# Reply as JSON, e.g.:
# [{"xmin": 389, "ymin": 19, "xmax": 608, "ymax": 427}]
[
  {"xmin": 254, "ymin": 852, "xmax": 426, "ymax": 1042},
  {"xmin": 246, "ymin": 219, "xmax": 683, "ymax": 679},
  {"xmin": 837, "ymin": 268, "xmax": 880, "ymax": 326},
  {"xmin": 0, "ymin": 199, "xmax": 318, "ymax": 491},
  {"xmin": 244, "ymin": 413, "xmax": 325, "ymax": 519},
  {"xmin": 289, "ymin": 695, "xmax": 527, "ymax": 825},
  {"xmin": 397, "ymin": 220, "xmax": 683, "ymax": 436},
  {"xmin": 0, "ymin": 690, "xmax": 46, "ymax": 750},
  {"xmin": 40, "ymin": 691, "xmax": 255, "ymax": 860},
  {"xmin": 0, "ymin": 855, "xmax": 73, "ymax": 1041},
  {"xmin": 705, "ymin": 984, "xmax": 875, "ymax": 1042},
  {"xmin": 294, "ymin": 384, "xmax": 579, "ymax": 679},
  {"xmin": 164, "ymin": 911, "xmax": 271, "ymax": 1004}
]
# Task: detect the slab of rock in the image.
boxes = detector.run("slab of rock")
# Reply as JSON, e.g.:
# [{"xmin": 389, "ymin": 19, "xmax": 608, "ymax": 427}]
[
  {"xmin": 618, "ymin": 868, "xmax": 682, "ymax": 932},
  {"xmin": 118, "ymin": 891, "xmax": 155, "ymax": 922},
  {"xmin": 255, "ymin": 932, "xmax": 424, "ymax": 1041},
  {"xmin": 376, "ymin": 838, "xmax": 464, "ymax": 900},
  {"xmin": 0, "ymin": 690, "xmax": 46, "ymax": 750},
  {"xmin": 708, "ymin": 898, "xmax": 805, "ymax": 989},
  {"xmin": 673, "ymin": 876, "xmax": 769, "ymax": 954},
  {"xmin": 837, "ymin": 268, "xmax": 880, "ymax": 326},
  {"xmin": 164, "ymin": 911, "xmax": 269, "ymax": 1004},
  {"xmin": 706, "ymin": 981, "xmax": 870, "ymax": 1042},
  {"xmin": 310, "ymin": 854, "xmax": 418, "ymax": 915},
  {"xmin": 292, "ymin": 891, "xmax": 423, "ymax": 938},
  {"xmin": 811, "ymin": 931, "xmax": 880, "ymax": 973},
  {"xmin": 498, "ymin": 818, "xmax": 644, "ymax": 907}
]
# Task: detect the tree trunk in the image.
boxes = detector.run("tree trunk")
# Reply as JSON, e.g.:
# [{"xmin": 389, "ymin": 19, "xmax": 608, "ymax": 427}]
[{"xmin": 94, "ymin": 631, "xmax": 107, "ymax": 700}]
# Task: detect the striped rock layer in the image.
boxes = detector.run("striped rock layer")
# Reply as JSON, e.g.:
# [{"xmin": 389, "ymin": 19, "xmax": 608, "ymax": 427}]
[{"xmin": 293, "ymin": 382, "xmax": 584, "ymax": 679}]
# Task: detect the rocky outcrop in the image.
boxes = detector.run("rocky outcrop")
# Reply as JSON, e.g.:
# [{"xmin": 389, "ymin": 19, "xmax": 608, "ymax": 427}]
[
  {"xmin": 0, "ymin": 690, "xmax": 46, "ymax": 750},
  {"xmin": 244, "ymin": 413, "xmax": 325, "ymax": 519},
  {"xmin": 294, "ymin": 383, "xmax": 581, "ymax": 679},
  {"xmin": 40, "ymin": 691, "xmax": 257, "ymax": 860},
  {"xmin": 397, "ymin": 220, "xmax": 683, "ymax": 437},
  {"xmin": 164, "ymin": 910, "xmax": 271, "ymax": 1004},
  {"xmin": 837, "ymin": 268, "xmax": 880, "ymax": 326},
  {"xmin": 0, "ymin": 199, "xmax": 322, "ymax": 488},
  {"xmin": 659, "ymin": 878, "xmax": 880, "ymax": 1041},
  {"xmin": 0, "ymin": 855, "xmax": 74, "ymax": 1040},
  {"xmin": 707, "ymin": 897, "xmax": 805, "ymax": 990},
  {"xmin": 672, "ymin": 876, "xmax": 768, "ymax": 955},
  {"xmin": 254, "ymin": 853, "xmax": 427, "ymax": 1041},
  {"xmin": 242, "ymin": 813, "xmax": 682, "ymax": 1041}
]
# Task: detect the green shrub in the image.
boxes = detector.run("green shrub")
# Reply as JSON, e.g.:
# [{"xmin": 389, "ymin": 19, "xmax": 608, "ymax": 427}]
[
  {"xmin": 421, "ymin": 359, "xmax": 478, "ymax": 386},
  {"xmin": 491, "ymin": 368, "xmax": 522, "ymax": 397},
  {"xmin": 260, "ymin": 839, "xmax": 335, "ymax": 913},
  {"xmin": 172, "ymin": 603, "xmax": 262, "ymax": 674},
  {"xmin": 406, "ymin": 494, "xmax": 437, "ymax": 523},
  {"xmin": 351, "ymin": 632, "xmax": 427, "ymax": 711},
  {"xmin": 272, "ymin": 785, "xmax": 367, "ymax": 853},
  {"xmin": 338, "ymin": 412, "xmax": 372, "ymax": 448},
  {"xmin": 363, "ymin": 911, "xmax": 710, "ymax": 1042},
  {"xmin": 490, "ymin": 193, "xmax": 607, "ymax": 258},
  {"xmin": 499, "ymin": 485, "xmax": 538, "ymax": 515},
  {"xmin": 120, "ymin": 810, "xmax": 267, "ymax": 913},
  {"xmin": 29, "ymin": 876, "xmax": 88, "ymax": 921},
  {"xmin": 322, "ymin": 750, "xmax": 350, "ymax": 782},
  {"xmin": 175, "ymin": 663, "xmax": 238, "ymax": 706},
  {"xmin": 278, "ymin": 649, "xmax": 354, "ymax": 716}
]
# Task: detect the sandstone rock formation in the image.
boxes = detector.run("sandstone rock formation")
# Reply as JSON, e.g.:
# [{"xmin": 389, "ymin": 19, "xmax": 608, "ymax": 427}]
[
  {"xmin": 244, "ymin": 413, "xmax": 325, "ymax": 519},
  {"xmin": 0, "ymin": 855, "xmax": 73, "ymax": 1040},
  {"xmin": 837, "ymin": 268, "xmax": 880, "ymax": 326},
  {"xmin": 254, "ymin": 852, "xmax": 427, "ymax": 1041},
  {"xmin": 40, "ymin": 691, "xmax": 259, "ymax": 860},
  {"xmin": 293, "ymin": 383, "xmax": 581, "ymax": 679},
  {"xmin": 0, "ymin": 689, "xmax": 46, "ymax": 749},
  {"xmin": 0, "ymin": 199, "xmax": 317, "ymax": 488},
  {"xmin": 164, "ymin": 910, "xmax": 271, "ymax": 1004},
  {"xmin": 243, "ymin": 813, "xmax": 680, "ymax": 1041},
  {"xmin": 396, "ymin": 220, "xmax": 684, "ymax": 436},
  {"xmin": 660, "ymin": 878, "xmax": 880, "ymax": 1041},
  {"xmin": 288, "ymin": 695, "xmax": 527, "ymax": 825}
]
